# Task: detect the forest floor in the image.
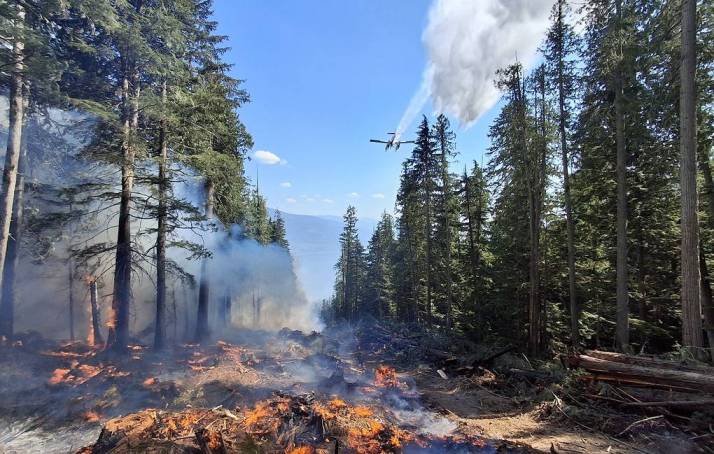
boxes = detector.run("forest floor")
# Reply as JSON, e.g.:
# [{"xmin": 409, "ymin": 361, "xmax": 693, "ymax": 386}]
[{"xmin": 0, "ymin": 324, "xmax": 708, "ymax": 453}]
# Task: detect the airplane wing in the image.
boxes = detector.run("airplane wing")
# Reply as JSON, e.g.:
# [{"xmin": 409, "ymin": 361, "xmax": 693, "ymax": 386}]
[
  {"xmin": 399, "ymin": 140, "xmax": 416, "ymax": 144},
  {"xmin": 370, "ymin": 139, "xmax": 389, "ymax": 144}
]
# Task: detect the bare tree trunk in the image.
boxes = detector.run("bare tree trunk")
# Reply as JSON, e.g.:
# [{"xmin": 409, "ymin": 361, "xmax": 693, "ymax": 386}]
[
  {"xmin": 195, "ymin": 180, "xmax": 214, "ymax": 342},
  {"xmin": 182, "ymin": 284, "xmax": 191, "ymax": 340},
  {"xmin": 697, "ymin": 119, "xmax": 714, "ymax": 361},
  {"xmin": 108, "ymin": 66, "xmax": 139, "ymax": 354},
  {"xmin": 0, "ymin": 149, "xmax": 25, "ymax": 339},
  {"xmin": 89, "ymin": 279, "xmax": 104, "ymax": 346},
  {"xmin": 0, "ymin": 5, "xmax": 26, "ymax": 312},
  {"xmin": 698, "ymin": 248, "xmax": 714, "ymax": 360},
  {"xmin": 154, "ymin": 81, "xmax": 168, "ymax": 350},
  {"xmin": 614, "ymin": 0, "xmax": 629, "ymax": 352},
  {"xmin": 555, "ymin": 0, "xmax": 578, "ymax": 346},
  {"xmin": 425, "ymin": 189, "xmax": 433, "ymax": 328},
  {"xmin": 680, "ymin": 0, "xmax": 703, "ymax": 357},
  {"xmin": 439, "ymin": 140, "xmax": 453, "ymax": 332},
  {"xmin": 68, "ymin": 250, "xmax": 75, "ymax": 341},
  {"xmin": 523, "ymin": 68, "xmax": 543, "ymax": 356},
  {"xmin": 463, "ymin": 170, "xmax": 479, "ymax": 321}
]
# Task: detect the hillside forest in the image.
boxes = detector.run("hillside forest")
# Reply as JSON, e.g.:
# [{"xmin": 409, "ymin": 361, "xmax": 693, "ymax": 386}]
[{"xmin": 326, "ymin": 0, "xmax": 714, "ymax": 361}]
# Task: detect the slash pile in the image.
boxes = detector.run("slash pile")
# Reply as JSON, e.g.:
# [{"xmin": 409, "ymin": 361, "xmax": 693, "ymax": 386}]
[{"xmin": 78, "ymin": 392, "xmax": 525, "ymax": 453}]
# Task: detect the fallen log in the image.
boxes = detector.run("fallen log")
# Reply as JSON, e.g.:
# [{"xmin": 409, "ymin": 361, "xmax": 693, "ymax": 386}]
[
  {"xmin": 585, "ymin": 350, "xmax": 714, "ymax": 375},
  {"xmin": 570, "ymin": 354, "xmax": 714, "ymax": 394},
  {"xmin": 622, "ymin": 399, "xmax": 714, "ymax": 410},
  {"xmin": 472, "ymin": 345, "xmax": 515, "ymax": 368}
]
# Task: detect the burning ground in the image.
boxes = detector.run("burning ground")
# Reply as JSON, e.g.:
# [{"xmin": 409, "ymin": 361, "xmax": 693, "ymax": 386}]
[{"xmin": 0, "ymin": 324, "xmax": 711, "ymax": 453}]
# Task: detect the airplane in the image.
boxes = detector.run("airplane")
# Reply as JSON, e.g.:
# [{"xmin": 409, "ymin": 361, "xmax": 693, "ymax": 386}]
[{"xmin": 370, "ymin": 132, "xmax": 416, "ymax": 151}]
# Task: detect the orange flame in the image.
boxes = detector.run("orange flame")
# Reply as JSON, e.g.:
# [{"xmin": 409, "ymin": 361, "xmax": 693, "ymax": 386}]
[{"xmin": 374, "ymin": 365, "xmax": 400, "ymax": 388}]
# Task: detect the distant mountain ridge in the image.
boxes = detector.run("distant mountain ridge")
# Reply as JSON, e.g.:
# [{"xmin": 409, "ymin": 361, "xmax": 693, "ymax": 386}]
[{"xmin": 269, "ymin": 209, "xmax": 377, "ymax": 301}]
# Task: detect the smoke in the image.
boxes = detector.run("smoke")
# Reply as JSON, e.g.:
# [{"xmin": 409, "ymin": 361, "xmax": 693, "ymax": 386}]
[
  {"xmin": 2, "ymin": 104, "xmax": 320, "ymax": 341},
  {"xmin": 396, "ymin": 0, "xmax": 554, "ymax": 134}
]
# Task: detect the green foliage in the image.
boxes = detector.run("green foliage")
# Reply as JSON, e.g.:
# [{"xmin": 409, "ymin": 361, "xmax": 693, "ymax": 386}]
[{"xmin": 324, "ymin": 0, "xmax": 714, "ymax": 357}]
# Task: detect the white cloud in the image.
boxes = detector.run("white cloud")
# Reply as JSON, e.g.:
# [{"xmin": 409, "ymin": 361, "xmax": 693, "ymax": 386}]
[
  {"xmin": 253, "ymin": 150, "xmax": 287, "ymax": 165},
  {"xmin": 286, "ymin": 197, "xmax": 297, "ymax": 204},
  {"xmin": 371, "ymin": 193, "xmax": 386, "ymax": 199},
  {"xmin": 349, "ymin": 192, "xmax": 360, "ymax": 198},
  {"xmin": 306, "ymin": 197, "xmax": 316, "ymax": 203},
  {"xmin": 280, "ymin": 181, "xmax": 292, "ymax": 188}
]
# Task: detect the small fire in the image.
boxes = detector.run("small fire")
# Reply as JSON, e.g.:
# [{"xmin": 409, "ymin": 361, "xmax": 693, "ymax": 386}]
[
  {"xmin": 353, "ymin": 406, "xmax": 373, "ymax": 418},
  {"xmin": 48, "ymin": 368, "xmax": 71, "ymax": 385},
  {"xmin": 243, "ymin": 401, "xmax": 281, "ymax": 434},
  {"xmin": 374, "ymin": 365, "xmax": 400, "ymax": 388},
  {"xmin": 287, "ymin": 447, "xmax": 315, "ymax": 454},
  {"xmin": 83, "ymin": 410, "xmax": 101, "ymax": 422}
]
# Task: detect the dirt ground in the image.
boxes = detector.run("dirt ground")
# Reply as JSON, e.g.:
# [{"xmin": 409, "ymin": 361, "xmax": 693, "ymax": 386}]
[{"xmin": 413, "ymin": 369, "xmax": 705, "ymax": 454}]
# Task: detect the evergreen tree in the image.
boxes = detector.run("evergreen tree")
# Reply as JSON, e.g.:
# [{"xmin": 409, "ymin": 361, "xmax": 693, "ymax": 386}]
[
  {"xmin": 544, "ymin": 0, "xmax": 581, "ymax": 345},
  {"xmin": 269, "ymin": 211, "xmax": 289, "ymax": 250},
  {"xmin": 333, "ymin": 206, "xmax": 366, "ymax": 321},
  {"xmin": 363, "ymin": 212, "xmax": 397, "ymax": 318},
  {"xmin": 432, "ymin": 114, "xmax": 458, "ymax": 331}
]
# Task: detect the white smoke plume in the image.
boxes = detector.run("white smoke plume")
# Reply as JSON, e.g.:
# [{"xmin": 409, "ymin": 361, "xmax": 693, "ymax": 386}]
[{"xmin": 396, "ymin": 0, "xmax": 554, "ymax": 135}]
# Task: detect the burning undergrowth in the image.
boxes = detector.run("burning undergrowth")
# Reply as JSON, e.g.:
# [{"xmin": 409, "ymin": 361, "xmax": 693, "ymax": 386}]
[
  {"xmin": 78, "ymin": 391, "xmax": 519, "ymax": 454},
  {"xmin": 1, "ymin": 324, "xmax": 536, "ymax": 453}
]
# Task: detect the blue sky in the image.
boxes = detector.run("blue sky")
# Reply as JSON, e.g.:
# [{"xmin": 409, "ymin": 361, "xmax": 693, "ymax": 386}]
[{"xmin": 213, "ymin": 0, "xmax": 500, "ymax": 220}]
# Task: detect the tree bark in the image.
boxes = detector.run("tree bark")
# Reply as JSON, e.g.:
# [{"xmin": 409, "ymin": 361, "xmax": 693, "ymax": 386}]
[
  {"xmin": 0, "ymin": 5, "xmax": 26, "ymax": 314},
  {"xmin": 463, "ymin": 170, "xmax": 479, "ymax": 319},
  {"xmin": 556, "ymin": 0, "xmax": 578, "ymax": 346},
  {"xmin": 89, "ymin": 279, "xmax": 104, "ymax": 346},
  {"xmin": 0, "ymin": 149, "xmax": 25, "ymax": 339},
  {"xmin": 425, "ymin": 188, "xmax": 433, "ymax": 328},
  {"xmin": 154, "ymin": 80, "xmax": 168, "ymax": 350},
  {"xmin": 438, "ymin": 131, "xmax": 453, "ymax": 332},
  {"xmin": 679, "ymin": 0, "xmax": 704, "ymax": 357},
  {"xmin": 699, "ymin": 247, "xmax": 714, "ymax": 360},
  {"xmin": 68, "ymin": 245, "xmax": 75, "ymax": 341},
  {"xmin": 108, "ymin": 66, "xmax": 139, "ymax": 354},
  {"xmin": 195, "ymin": 179, "xmax": 214, "ymax": 342},
  {"xmin": 614, "ymin": 0, "xmax": 629, "ymax": 352}
]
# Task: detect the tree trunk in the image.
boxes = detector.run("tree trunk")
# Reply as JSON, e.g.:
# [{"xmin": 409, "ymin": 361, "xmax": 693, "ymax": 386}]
[
  {"xmin": 697, "ymin": 136, "xmax": 714, "ymax": 361},
  {"xmin": 524, "ymin": 68, "xmax": 543, "ymax": 356},
  {"xmin": 699, "ymin": 247, "xmax": 714, "ymax": 360},
  {"xmin": 108, "ymin": 67, "xmax": 139, "ymax": 354},
  {"xmin": 0, "ymin": 5, "xmax": 26, "ymax": 311},
  {"xmin": 195, "ymin": 179, "xmax": 214, "ymax": 342},
  {"xmin": 463, "ymin": 170, "xmax": 479, "ymax": 320},
  {"xmin": 679, "ymin": 0, "xmax": 703, "ymax": 357},
  {"xmin": 68, "ymin": 248, "xmax": 75, "ymax": 341},
  {"xmin": 89, "ymin": 279, "xmax": 104, "ymax": 346},
  {"xmin": 154, "ymin": 81, "xmax": 168, "ymax": 350},
  {"xmin": 614, "ymin": 0, "xmax": 629, "ymax": 352},
  {"xmin": 0, "ymin": 149, "xmax": 25, "ymax": 339},
  {"xmin": 425, "ymin": 189, "xmax": 433, "ymax": 328},
  {"xmin": 556, "ymin": 0, "xmax": 578, "ymax": 346},
  {"xmin": 439, "ymin": 141, "xmax": 453, "ymax": 332}
]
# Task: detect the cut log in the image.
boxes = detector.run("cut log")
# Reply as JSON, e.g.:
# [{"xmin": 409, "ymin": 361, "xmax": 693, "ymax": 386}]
[
  {"xmin": 570, "ymin": 354, "xmax": 714, "ymax": 393},
  {"xmin": 623, "ymin": 399, "xmax": 714, "ymax": 409},
  {"xmin": 584, "ymin": 350, "xmax": 714, "ymax": 374}
]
